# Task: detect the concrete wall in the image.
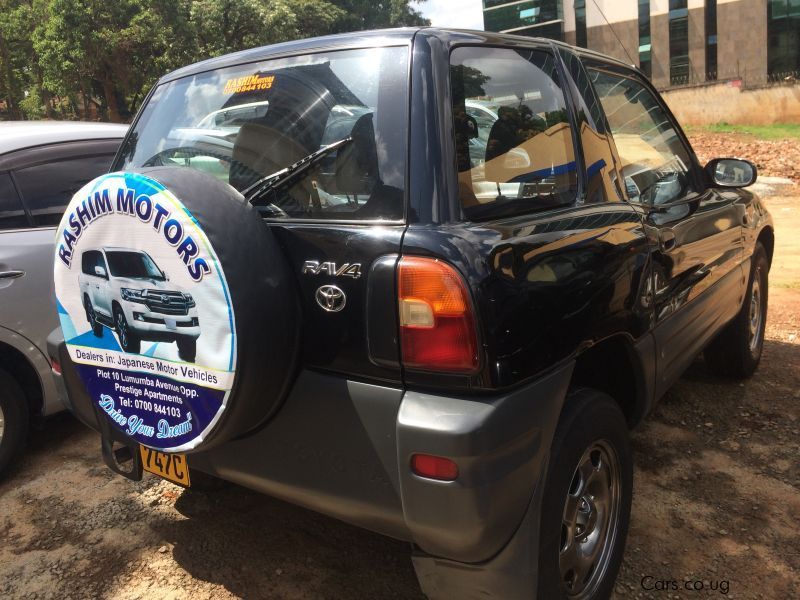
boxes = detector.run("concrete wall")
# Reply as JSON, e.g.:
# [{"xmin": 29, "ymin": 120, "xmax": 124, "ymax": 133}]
[
  {"xmin": 651, "ymin": 12, "xmax": 670, "ymax": 88},
  {"xmin": 717, "ymin": 0, "xmax": 767, "ymax": 86},
  {"xmin": 662, "ymin": 82, "xmax": 800, "ymax": 125},
  {"xmin": 586, "ymin": 19, "xmax": 639, "ymax": 65},
  {"xmin": 688, "ymin": 6, "xmax": 706, "ymax": 81}
]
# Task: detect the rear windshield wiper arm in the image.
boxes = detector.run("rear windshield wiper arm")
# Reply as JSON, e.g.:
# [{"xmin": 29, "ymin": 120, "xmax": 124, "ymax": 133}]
[{"xmin": 243, "ymin": 136, "xmax": 352, "ymax": 205}]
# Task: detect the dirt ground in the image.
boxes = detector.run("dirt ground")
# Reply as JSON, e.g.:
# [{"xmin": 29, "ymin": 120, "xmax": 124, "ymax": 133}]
[
  {"xmin": 1, "ymin": 149, "xmax": 798, "ymax": 599},
  {"xmin": 689, "ymin": 131, "xmax": 800, "ymax": 184}
]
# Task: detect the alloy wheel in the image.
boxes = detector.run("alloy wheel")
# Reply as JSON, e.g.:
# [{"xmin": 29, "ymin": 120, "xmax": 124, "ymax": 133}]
[
  {"xmin": 748, "ymin": 269, "xmax": 764, "ymax": 354},
  {"xmin": 116, "ymin": 313, "xmax": 129, "ymax": 348}
]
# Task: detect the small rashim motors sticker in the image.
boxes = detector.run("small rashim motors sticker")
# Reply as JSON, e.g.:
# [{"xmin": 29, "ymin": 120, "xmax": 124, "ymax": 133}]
[
  {"xmin": 223, "ymin": 73, "xmax": 275, "ymax": 94},
  {"xmin": 53, "ymin": 172, "xmax": 237, "ymax": 452}
]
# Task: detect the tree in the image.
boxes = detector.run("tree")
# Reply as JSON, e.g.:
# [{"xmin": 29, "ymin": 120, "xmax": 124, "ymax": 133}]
[
  {"xmin": 190, "ymin": 0, "xmax": 349, "ymax": 59},
  {"xmin": 329, "ymin": 0, "xmax": 428, "ymax": 31},
  {"xmin": 2, "ymin": 0, "xmax": 430, "ymax": 121},
  {"xmin": 0, "ymin": 0, "xmax": 39, "ymax": 119},
  {"xmin": 33, "ymin": 0, "xmax": 194, "ymax": 121}
]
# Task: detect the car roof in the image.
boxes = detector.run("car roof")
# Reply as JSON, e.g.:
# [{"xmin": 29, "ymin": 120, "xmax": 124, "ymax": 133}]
[
  {"xmin": 0, "ymin": 121, "xmax": 128, "ymax": 156},
  {"xmin": 159, "ymin": 27, "xmax": 636, "ymax": 84}
]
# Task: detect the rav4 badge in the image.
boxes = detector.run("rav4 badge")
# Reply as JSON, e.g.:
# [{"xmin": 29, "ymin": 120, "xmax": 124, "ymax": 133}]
[{"xmin": 302, "ymin": 260, "xmax": 362, "ymax": 279}]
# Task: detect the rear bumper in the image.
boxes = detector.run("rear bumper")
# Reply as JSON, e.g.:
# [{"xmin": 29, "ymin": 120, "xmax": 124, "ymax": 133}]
[{"xmin": 54, "ymin": 339, "xmax": 571, "ymax": 564}]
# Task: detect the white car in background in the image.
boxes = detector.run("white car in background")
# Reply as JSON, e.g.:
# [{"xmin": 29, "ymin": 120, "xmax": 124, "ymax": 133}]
[{"xmin": 0, "ymin": 121, "xmax": 126, "ymax": 475}]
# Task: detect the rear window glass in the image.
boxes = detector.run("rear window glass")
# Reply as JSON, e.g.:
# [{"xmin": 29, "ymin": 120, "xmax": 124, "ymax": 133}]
[
  {"xmin": 13, "ymin": 154, "xmax": 115, "ymax": 227},
  {"xmin": 0, "ymin": 173, "xmax": 29, "ymax": 230},
  {"xmin": 450, "ymin": 46, "xmax": 577, "ymax": 221},
  {"xmin": 118, "ymin": 46, "xmax": 410, "ymax": 222}
]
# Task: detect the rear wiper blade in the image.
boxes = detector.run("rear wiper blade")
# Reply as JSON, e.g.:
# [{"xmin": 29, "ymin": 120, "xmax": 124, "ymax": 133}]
[{"xmin": 243, "ymin": 136, "xmax": 352, "ymax": 204}]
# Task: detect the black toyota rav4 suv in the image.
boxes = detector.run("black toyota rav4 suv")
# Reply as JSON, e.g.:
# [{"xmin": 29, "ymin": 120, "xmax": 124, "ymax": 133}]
[{"xmin": 52, "ymin": 28, "xmax": 773, "ymax": 599}]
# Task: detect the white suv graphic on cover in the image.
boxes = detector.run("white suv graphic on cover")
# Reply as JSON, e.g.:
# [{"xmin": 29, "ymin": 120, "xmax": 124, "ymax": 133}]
[
  {"xmin": 77, "ymin": 247, "xmax": 201, "ymax": 361},
  {"xmin": 53, "ymin": 172, "xmax": 237, "ymax": 452}
]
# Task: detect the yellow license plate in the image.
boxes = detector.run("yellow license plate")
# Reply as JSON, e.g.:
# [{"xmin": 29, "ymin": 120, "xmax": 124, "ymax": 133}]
[{"xmin": 139, "ymin": 446, "xmax": 191, "ymax": 487}]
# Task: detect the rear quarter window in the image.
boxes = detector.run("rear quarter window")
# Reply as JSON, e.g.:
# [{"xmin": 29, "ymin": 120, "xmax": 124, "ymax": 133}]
[
  {"xmin": 14, "ymin": 153, "xmax": 116, "ymax": 227},
  {"xmin": 0, "ymin": 173, "xmax": 29, "ymax": 230},
  {"xmin": 450, "ymin": 46, "xmax": 578, "ymax": 221}
]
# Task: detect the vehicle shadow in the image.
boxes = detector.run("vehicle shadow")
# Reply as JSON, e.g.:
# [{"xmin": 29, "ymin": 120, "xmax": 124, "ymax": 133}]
[
  {"xmin": 665, "ymin": 337, "xmax": 799, "ymax": 385},
  {"xmin": 155, "ymin": 484, "xmax": 424, "ymax": 599},
  {"xmin": 0, "ymin": 412, "xmax": 86, "ymax": 486}
]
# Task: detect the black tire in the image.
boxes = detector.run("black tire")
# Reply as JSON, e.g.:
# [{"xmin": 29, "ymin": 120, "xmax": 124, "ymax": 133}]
[
  {"xmin": 537, "ymin": 388, "xmax": 632, "ymax": 600},
  {"xmin": 60, "ymin": 168, "xmax": 300, "ymax": 453},
  {"xmin": 705, "ymin": 243, "xmax": 769, "ymax": 379},
  {"xmin": 0, "ymin": 368, "xmax": 29, "ymax": 477},
  {"xmin": 114, "ymin": 307, "xmax": 141, "ymax": 354},
  {"xmin": 132, "ymin": 167, "xmax": 300, "ymax": 450},
  {"xmin": 84, "ymin": 296, "xmax": 104, "ymax": 337},
  {"xmin": 177, "ymin": 337, "xmax": 196, "ymax": 362}
]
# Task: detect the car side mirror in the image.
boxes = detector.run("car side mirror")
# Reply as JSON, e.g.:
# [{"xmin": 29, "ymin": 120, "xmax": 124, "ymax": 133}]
[
  {"xmin": 705, "ymin": 158, "xmax": 757, "ymax": 188},
  {"xmin": 94, "ymin": 265, "xmax": 107, "ymax": 279}
]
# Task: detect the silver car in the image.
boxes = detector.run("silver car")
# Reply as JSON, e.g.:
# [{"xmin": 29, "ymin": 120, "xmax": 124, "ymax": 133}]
[{"xmin": 0, "ymin": 121, "xmax": 127, "ymax": 475}]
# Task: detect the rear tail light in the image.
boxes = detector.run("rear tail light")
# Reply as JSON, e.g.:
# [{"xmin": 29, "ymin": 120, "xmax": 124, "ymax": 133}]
[
  {"xmin": 50, "ymin": 357, "xmax": 61, "ymax": 375},
  {"xmin": 398, "ymin": 256, "xmax": 479, "ymax": 373},
  {"xmin": 411, "ymin": 453, "xmax": 459, "ymax": 481}
]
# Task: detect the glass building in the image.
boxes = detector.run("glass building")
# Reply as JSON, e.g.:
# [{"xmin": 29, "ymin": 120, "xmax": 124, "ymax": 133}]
[
  {"xmin": 482, "ymin": 0, "xmax": 565, "ymax": 40},
  {"xmin": 768, "ymin": 0, "xmax": 800, "ymax": 77},
  {"xmin": 482, "ymin": 1, "xmax": 798, "ymax": 88}
]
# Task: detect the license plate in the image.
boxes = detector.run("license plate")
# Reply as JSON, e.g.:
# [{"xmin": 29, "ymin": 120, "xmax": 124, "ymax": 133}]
[
  {"xmin": 164, "ymin": 317, "xmax": 177, "ymax": 330},
  {"xmin": 139, "ymin": 446, "xmax": 191, "ymax": 487}
]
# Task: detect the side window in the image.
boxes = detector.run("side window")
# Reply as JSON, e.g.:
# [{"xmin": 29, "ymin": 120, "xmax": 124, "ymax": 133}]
[
  {"xmin": 559, "ymin": 49, "xmax": 625, "ymax": 203},
  {"xmin": 13, "ymin": 153, "xmax": 114, "ymax": 227},
  {"xmin": 450, "ymin": 46, "xmax": 578, "ymax": 221},
  {"xmin": 587, "ymin": 67, "xmax": 697, "ymax": 205},
  {"xmin": 0, "ymin": 173, "xmax": 29, "ymax": 230},
  {"xmin": 81, "ymin": 251, "xmax": 98, "ymax": 276}
]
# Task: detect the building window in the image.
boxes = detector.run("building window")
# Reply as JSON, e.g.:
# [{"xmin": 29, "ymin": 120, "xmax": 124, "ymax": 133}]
[
  {"xmin": 669, "ymin": 0, "xmax": 690, "ymax": 85},
  {"xmin": 706, "ymin": 0, "xmax": 717, "ymax": 80},
  {"xmin": 482, "ymin": 1, "xmax": 563, "ymax": 38},
  {"xmin": 638, "ymin": 0, "xmax": 651, "ymax": 77},
  {"xmin": 768, "ymin": 0, "xmax": 800, "ymax": 78},
  {"xmin": 574, "ymin": 0, "xmax": 587, "ymax": 48}
]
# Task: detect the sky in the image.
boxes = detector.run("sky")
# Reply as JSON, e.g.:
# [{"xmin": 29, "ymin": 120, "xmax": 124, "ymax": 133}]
[{"xmin": 418, "ymin": 0, "xmax": 485, "ymax": 31}]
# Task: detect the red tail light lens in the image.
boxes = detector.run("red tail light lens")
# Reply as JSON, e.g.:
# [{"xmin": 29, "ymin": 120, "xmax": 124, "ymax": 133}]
[
  {"xmin": 50, "ymin": 357, "xmax": 61, "ymax": 375},
  {"xmin": 411, "ymin": 453, "xmax": 459, "ymax": 481},
  {"xmin": 398, "ymin": 256, "xmax": 478, "ymax": 373}
]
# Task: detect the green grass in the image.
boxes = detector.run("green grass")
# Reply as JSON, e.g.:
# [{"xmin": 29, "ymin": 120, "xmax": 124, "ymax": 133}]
[
  {"xmin": 684, "ymin": 122, "xmax": 800, "ymax": 140},
  {"xmin": 773, "ymin": 280, "xmax": 800, "ymax": 290}
]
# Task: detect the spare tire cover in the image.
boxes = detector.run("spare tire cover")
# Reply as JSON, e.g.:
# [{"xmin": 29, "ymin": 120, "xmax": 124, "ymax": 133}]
[{"xmin": 53, "ymin": 167, "xmax": 298, "ymax": 453}]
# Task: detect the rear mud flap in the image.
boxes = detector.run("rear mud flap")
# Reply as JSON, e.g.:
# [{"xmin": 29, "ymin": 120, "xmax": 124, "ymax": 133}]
[{"xmin": 94, "ymin": 401, "xmax": 143, "ymax": 481}]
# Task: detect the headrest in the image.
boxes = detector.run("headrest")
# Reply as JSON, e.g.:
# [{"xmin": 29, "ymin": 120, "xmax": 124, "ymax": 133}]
[
  {"xmin": 230, "ymin": 122, "xmax": 308, "ymax": 190},
  {"xmin": 335, "ymin": 112, "xmax": 379, "ymax": 195}
]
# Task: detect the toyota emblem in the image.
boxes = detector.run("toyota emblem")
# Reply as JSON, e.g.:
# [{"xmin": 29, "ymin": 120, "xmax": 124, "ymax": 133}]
[
  {"xmin": 315, "ymin": 285, "xmax": 346, "ymax": 312},
  {"xmin": 161, "ymin": 294, "xmax": 169, "ymax": 303}
]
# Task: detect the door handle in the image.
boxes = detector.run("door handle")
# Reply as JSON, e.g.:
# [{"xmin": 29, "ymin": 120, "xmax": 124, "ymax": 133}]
[{"xmin": 0, "ymin": 270, "xmax": 25, "ymax": 280}]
